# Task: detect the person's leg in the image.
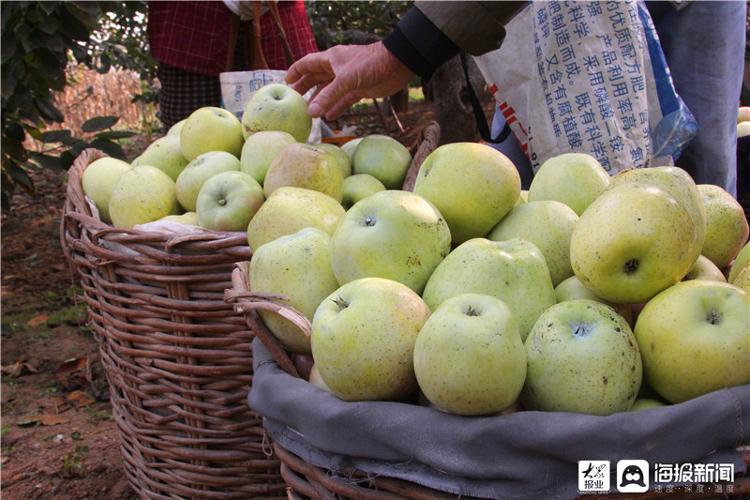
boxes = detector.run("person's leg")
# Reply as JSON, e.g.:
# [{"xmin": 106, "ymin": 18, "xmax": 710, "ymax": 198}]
[
  {"xmin": 649, "ymin": 2, "xmax": 746, "ymax": 196},
  {"xmin": 157, "ymin": 64, "xmax": 223, "ymax": 130}
]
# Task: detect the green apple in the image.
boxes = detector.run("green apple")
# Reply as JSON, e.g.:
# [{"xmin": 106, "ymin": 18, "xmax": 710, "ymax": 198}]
[
  {"xmin": 630, "ymin": 399, "xmax": 665, "ymax": 411},
  {"xmin": 738, "ymin": 122, "xmax": 750, "ymax": 138},
  {"xmin": 634, "ymin": 281, "xmax": 750, "ymax": 403},
  {"xmin": 314, "ymin": 143, "xmax": 352, "ymax": 179},
  {"xmin": 246, "ymin": 187, "xmax": 345, "ymax": 251},
  {"xmin": 180, "ymin": 107, "xmax": 244, "ymax": 160},
  {"xmin": 175, "ymin": 151, "xmax": 240, "ymax": 211},
  {"xmin": 570, "ymin": 184, "xmax": 697, "ymax": 304},
  {"xmin": 555, "ymin": 275, "xmax": 632, "ymax": 325},
  {"xmin": 414, "ymin": 143, "xmax": 521, "ymax": 243},
  {"xmin": 196, "ymin": 171, "xmax": 264, "ymax": 231},
  {"xmin": 167, "ymin": 119, "xmax": 186, "ymax": 137},
  {"xmin": 611, "ymin": 166, "xmax": 707, "ymax": 267},
  {"xmin": 263, "ymin": 143, "xmax": 343, "ymax": 202},
  {"xmin": 728, "ymin": 242, "xmax": 750, "ymax": 283},
  {"xmin": 698, "ymin": 184, "xmax": 750, "ymax": 269},
  {"xmin": 731, "ymin": 266, "xmax": 750, "ymax": 293},
  {"xmin": 132, "ymin": 135, "xmax": 189, "ymax": 181},
  {"xmin": 81, "ymin": 157, "xmax": 131, "ymax": 222},
  {"xmin": 352, "ymin": 135, "xmax": 412, "ymax": 188},
  {"xmin": 683, "ymin": 255, "xmax": 726, "ymax": 282},
  {"xmin": 109, "ymin": 165, "xmax": 178, "ymax": 229},
  {"xmin": 239, "ymin": 130, "xmax": 296, "ymax": 184},
  {"xmin": 514, "ymin": 190, "xmax": 528, "ymax": 207},
  {"xmin": 522, "ymin": 300, "xmax": 642, "ymax": 415},
  {"xmin": 414, "ymin": 293, "xmax": 526, "ymax": 416},
  {"xmin": 528, "ymin": 153, "xmax": 610, "ymax": 215},
  {"xmin": 311, "ymin": 277, "xmax": 430, "ymax": 401},
  {"xmin": 160, "ymin": 212, "xmax": 199, "ymax": 226},
  {"xmin": 308, "ymin": 364, "xmax": 330, "ymax": 391},
  {"xmin": 341, "ymin": 174, "xmax": 385, "ymax": 209},
  {"xmin": 341, "ymin": 137, "xmax": 362, "ymax": 160},
  {"xmin": 331, "ymin": 190, "xmax": 451, "ymax": 293},
  {"xmin": 241, "ymin": 83, "xmax": 312, "ymax": 142},
  {"xmin": 423, "ymin": 238, "xmax": 556, "ymax": 340},
  {"xmin": 250, "ymin": 228, "xmax": 340, "ymax": 353},
  {"xmin": 488, "ymin": 201, "xmax": 578, "ymax": 285}
]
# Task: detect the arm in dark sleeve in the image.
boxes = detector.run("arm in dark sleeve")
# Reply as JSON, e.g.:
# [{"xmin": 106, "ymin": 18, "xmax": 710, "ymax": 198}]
[{"xmin": 383, "ymin": 1, "xmax": 525, "ymax": 80}]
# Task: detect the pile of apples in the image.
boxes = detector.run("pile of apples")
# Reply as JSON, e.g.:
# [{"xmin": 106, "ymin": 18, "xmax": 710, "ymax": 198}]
[
  {"xmin": 81, "ymin": 83, "xmax": 407, "ymax": 232},
  {"xmin": 248, "ymin": 134, "xmax": 749, "ymax": 417}
]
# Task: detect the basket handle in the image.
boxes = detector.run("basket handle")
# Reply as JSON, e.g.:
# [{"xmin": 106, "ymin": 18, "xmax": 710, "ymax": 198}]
[
  {"xmin": 226, "ymin": 262, "xmax": 305, "ymax": 378},
  {"xmin": 402, "ymin": 121, "xmax": 440, "ymax": 191}
]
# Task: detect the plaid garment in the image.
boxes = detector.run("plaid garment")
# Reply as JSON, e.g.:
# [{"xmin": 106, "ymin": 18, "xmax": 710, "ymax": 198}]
[
  {"xmin": 148, "ymin": 0, "xmax": 318, "ymax": 76},
  {"xmin": 157, "ymin": 64, "xmax": 222, "ymax": 129}
]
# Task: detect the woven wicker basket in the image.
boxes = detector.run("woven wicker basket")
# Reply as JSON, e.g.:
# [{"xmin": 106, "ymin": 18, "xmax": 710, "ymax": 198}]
[{"xmin": 61, "ymin": 148, "xmax": 285, "ymax": 498}]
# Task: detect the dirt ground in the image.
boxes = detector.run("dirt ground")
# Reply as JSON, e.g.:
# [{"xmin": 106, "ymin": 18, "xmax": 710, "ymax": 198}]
[{"xmin": 0, "ymin": 102, "xmax": 436, "ymax": 498}]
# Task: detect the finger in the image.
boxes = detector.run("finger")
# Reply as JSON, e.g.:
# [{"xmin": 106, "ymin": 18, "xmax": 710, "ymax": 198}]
[
  {"xmin": 308, "ymin": 77, "xmax": 353, "ymax": 118},
  {"xmin": 286, "ymin": 52, "xmax": 333, "ymax": 84},
  {"xmin": 325, "ymin": 92, "xmax": 361, "ymax": 121},
  {"xmin": 290, "ymin": 73, "xmax": 330, "ymax": 97}
]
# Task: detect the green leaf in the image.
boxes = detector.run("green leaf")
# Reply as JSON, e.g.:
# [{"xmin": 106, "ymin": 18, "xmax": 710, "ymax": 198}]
[
  {"xmin": 34, "ymin": 99, "xmax": 64, "ymax": 123},
  {"xmin": 39, "ymin": 129, "xmax": 72, "ymax": 143},
  {"xmin": 30, "ymin": 152, "xmax": 64, "ymax": 170},
  {"xmin": 90, "ymin": 138, "xmax": 125, "ymax": 159},
  {"xmin": 81, "ymin": 116, "xmax": 119, "ymax": 133},
  {"xmin": 94, "ymin": 130, "xmax": 137, "ymax": 140},
  {"xmin": 8, "ymin": 162, "xmax": 34, "ymax": 193},
  {"xmin": 5, "ymin": 122, "xmax": 25, "ymax": 142}
]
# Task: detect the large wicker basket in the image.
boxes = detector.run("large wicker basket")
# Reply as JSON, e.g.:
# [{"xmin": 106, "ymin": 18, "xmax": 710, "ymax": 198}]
[{"xmin": 61, "ymin": 148, "xmax": 285, "ymax": 498}]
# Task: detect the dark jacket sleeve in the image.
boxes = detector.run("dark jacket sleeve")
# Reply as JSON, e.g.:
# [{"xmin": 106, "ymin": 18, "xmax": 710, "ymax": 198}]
[{"xmin": 383, "ymin": 1, "xmax": 525, "ymax": 80}]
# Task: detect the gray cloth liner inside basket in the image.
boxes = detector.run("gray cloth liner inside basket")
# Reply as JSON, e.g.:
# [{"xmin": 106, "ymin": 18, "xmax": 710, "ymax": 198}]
[{"xmin": 249, "ymin": 339, "xmax": 749, "ymax": 499}]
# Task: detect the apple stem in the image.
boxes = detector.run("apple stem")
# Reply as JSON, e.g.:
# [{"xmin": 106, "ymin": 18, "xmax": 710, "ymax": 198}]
[
  {"xmin": 624, "ymin": 259, "xmax": 639, "ymax": 275},
  {"xmin": 331, "ymin": 296, "xmax": 349, "ymax": 312},
  {"xmin": 706, "ymin": 310, "xmax": 722, "ymax": 325},
  {"xmin": 464, "ymin": 306, "xmax": 480, "ymax": 316}
]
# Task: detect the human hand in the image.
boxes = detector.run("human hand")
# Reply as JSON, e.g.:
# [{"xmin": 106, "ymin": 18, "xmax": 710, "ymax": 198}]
[{"xmin": 286, "ymin": 41, "xmax": 414, "ymax": 120}]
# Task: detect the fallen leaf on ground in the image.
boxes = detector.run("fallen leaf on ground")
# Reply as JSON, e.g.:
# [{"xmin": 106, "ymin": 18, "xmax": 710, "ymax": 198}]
[
  {"xmin": 17, "ymin": 414, "xmax": 69, "ymax": 427},
  {"xmin": 66, "ymin": 390, "xmax": 95, "ymax": 408},
  {"xmin": 1, "ymin": 360, "xmax": 39, "ymax": 377},
  {"xmin": 26, "ymin": 313, "xmax": 49, "ymax": 327}
]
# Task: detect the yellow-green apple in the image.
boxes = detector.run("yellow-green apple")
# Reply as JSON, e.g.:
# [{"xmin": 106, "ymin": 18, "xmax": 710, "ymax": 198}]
[
  {"xmin": 738, "ymin": 122, "xmax": 750, "ymax": 138},
  {"xmin": 634, "ymin": 281, "xmax": 750, "ymax": 403},
  {"xmin": 246, "ymin": 187, "xmax": 345, "ymax": 251},
  {"xmin": 330, "ymin": 190, "xmax": 451, "ymax": 293},
  {"xmin": 522, "ymin": 300, "xmax": 642, "ymax": 415},
  {"xmin": 180, "ymin": 107, "xmax": 244, "ymax": 160},
  {"xmin": 739, "ymin": 107, "xmax": 750, "ymax": 123},
  {"xmin": 239, "ymin": 130, "xmax": 296, "ymax": 184},
  {"xmin": 132, "ymin": 135, "xmax": 188, "ymax": 181},
  {"xmin": 167, "ymin": 119, "xmax": 186, "ymax": 137},
  {"xmin": 81, "ymin": 157, "xmax": 131, "ymax": 222},
  {"xmin": 341, "ymin": 174, "xmax": 385, "ymax": 209},
  {"xmin": 514, "ymin": 190, "xmax": 528, "ymax": 207},
  {"xmin": 196, "ymin": 171, "xmax": 264, "ymax": 231},
  {"xmin": 308, "ymin": 364, "xmax": 330, "ymax": 391},
  {"xmin": 698, "ymin": 184, "xmax": 749, "ymax": 269},
  {"xmin": 414, "ymin": 143, "xmax": 521, "ymax": 244},
  {"xmin": 610, "ymin": 166, "xmax": 707, "ymax": 266},
  {"xmin": 250, "ymin": 228, "xmax": 340, "ymax": 353},
  {"xmin": 570, "ymin": 184, "xmax": 696, "ymax": 304},
  {"xmin": 528, "ymin": 153, "xmax": 610, "ymax": 215},
  {"xmin": 352, "ymin": 135, "xmax": 412, "ymax": 188},
  {"xmin": 314, "ymin": 143, "xmax": 352, "ymax": 179},
  {"xmin": 423, "ymin": 238, "xmax": 556, "ymax": 340},
  {"xmin": 683, "ymin": 255, "xmax": 726, "ymax": 282},
  {"xmin": 175, "ymin": 151, "xmax": 240, "ymax": 211},
  {"xmin": 555, "ymin": 275, "xmax": 632, "ymax": 325},
  {"xmin": 341, "ymin": 137, "xmax": 362, "ymax": 160},
  {"xmin": 109, "ymin": 165, "xmax": 178, "ymax": 228},
  {"xmin": 732, "ymin": 266, "xmax": 750, "ymax": 293},
  {"xmin": 311, "ymin": 277, "xmax": 430, "ymax": 401},
  {"xmin": 488, "ymin": 200, "xmax": 578, "ymax": 285},
  {"xmin": 241, "ymin": 83, "xmax": 311, "ymax": 142},
  {"xmin": 630, "ymin": 399, "xmax": 665, "ymax": 411},
  {"xmin": 413, "ymin": 293, "xmax": 526, "ymax": 416},
  {"xmin": 263, "ymin": 143, "xmax": 343, "ymax": 201},
  {"xmin": 160, "ymin": 212, "xmax": 199, "ymax": 226},
  {"xmin": 729, "ymin": 242, "xmax": 750, "ymax": 282}
]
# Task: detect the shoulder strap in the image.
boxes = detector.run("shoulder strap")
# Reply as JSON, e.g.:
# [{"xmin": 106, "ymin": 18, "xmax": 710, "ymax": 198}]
[{"xmin": 460, "ymin": 52, "xmax": 510, "ymax": 144}]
